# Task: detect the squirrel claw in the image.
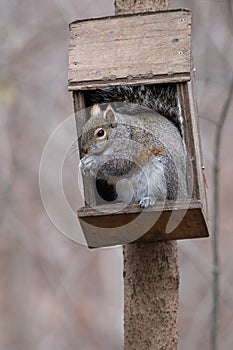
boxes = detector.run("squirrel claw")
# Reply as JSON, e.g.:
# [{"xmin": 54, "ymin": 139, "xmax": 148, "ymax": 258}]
[{"xmin": 139, "ymin": 197, "xmax": 156, "ymax": 208}]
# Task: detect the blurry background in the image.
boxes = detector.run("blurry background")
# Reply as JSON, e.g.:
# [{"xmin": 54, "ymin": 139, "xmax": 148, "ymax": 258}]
[{"xmin": 0, "ymin": 0, "xmax": 233, "ymax": 349}]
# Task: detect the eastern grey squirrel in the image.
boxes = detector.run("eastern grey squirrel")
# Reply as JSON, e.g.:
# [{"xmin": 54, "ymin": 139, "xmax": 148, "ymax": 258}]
[{"xmin": 79, "ymin": 91, "xmax": 188, "ymax": 207}]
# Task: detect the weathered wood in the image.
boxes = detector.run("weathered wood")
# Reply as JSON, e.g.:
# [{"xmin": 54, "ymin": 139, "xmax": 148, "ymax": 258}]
[
  {"xmin": 78, "ymin": 199, "xmax": 208, "ymax": 248},
  {"xmin": 68, "ymin": 10, "xmax": 191, "ymax": 90},
  {"xmin": 187, "ymin": 80, "xmax": 208, "ymax": 218},
  {"xmin": 177, "ymin": 82, "xmax": 199, "ymax": 199},
  {"xmin": 68, "ymin": 74, "xmax": 190, "ymax": 91},
  {"xmin": 177, "ymin": 81, "xmax": 208, "ymax": 220},
  {"xmin": 123, "ymin": 240, "xmax": 179, "ymax": 350},
  {"xmin": 73, "ymin": 92, "xmax": 96, "ymax": 206},
  {"xmin": 115, "ymin": 0, "xmax": 170, "ymax": 14}
]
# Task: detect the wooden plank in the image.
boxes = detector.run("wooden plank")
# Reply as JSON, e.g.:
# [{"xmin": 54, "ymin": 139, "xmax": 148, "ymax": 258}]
[
  {"xmin": 177, "ymin": 82, "xmax": 199, "ymax": 199},
  {"xmin": 78, "ymin": 199, "xmax": 209, "ymax": 248},
  {"xmin": 68, "ymin": 73, "xmax": 190, "ymax": 91},
  {"xmin": 177, "ymin": 81, "xmax": 208, "ymax": 223},
  {"xmin": 187, "ymin": 80, "xmax": 209, "ymax": 219},
  {"xmin": 73, "ymin": 91, "xmax": 97, "ymax": 206},
  {"xmin": 68, "ymin": 9, "xmax": 191, "ymax": 89}
]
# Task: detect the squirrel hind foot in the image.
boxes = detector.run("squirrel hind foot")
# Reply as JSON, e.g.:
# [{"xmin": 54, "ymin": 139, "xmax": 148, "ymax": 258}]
[{"xmin": 139, "ymin": 196, "xmax": 157, "ymax": 208}]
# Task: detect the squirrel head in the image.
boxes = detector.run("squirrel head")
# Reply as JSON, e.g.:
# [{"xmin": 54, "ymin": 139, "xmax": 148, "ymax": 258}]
[
  {"xmin": 80, "ymin": 104, "xmax": 118, "ymax": 157},
  {"xmin": 91, "ymin": 103, "xmax": 117, "ymax": 127}
]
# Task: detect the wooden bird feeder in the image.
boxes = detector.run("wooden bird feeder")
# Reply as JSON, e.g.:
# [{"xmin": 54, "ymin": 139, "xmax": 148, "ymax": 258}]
[{"xmin": 68, "ymin": 9, "xmax": 209, "ymax": 248}]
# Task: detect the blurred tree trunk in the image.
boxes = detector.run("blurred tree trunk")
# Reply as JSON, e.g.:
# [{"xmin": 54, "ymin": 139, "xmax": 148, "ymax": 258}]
[{"xmin": 114, "ymin": 1, "xmax": 179, "ymax": 349}]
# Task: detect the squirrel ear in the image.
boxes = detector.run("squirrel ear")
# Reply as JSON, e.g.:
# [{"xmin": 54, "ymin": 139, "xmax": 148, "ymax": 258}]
[
  {"xmin": 91, "ymin": 103, "xmax": 101, "ymax": 116},
  {"xmin": 104, "ymin": 104, "xmax": 116, "ymax": 124}
]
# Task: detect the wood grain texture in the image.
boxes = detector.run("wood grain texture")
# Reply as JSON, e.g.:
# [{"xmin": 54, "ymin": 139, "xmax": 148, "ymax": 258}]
[
  {"xmin": 123, "ymin": 240, "xmax": 179, "ymax": 350},
  {"xmin": 177, "ymin": 82, "xmax": 199, "ymax": 199},
  {"xmin": 187, "ymin": 79, "xmax": 209, "ymax": 220},
  {"xmin": 78, "ymin": 199, "xmax": 209, "ymax": 248},
  {"xmin": 68, "ymin": 74, "xmax": 190, "ymax": 91},
  {"xmin": 68, "ymin": 10, "xmax": 191, "ymax": 90},
  {"xmin": 73, "ymin": 92, "xmax": 96, "ymax": 206},
  {"xmin": 115, "ymin": 0, "xmax": 170, "ymax": 14},
  {"xmin": 177, "ymin": 81, "xmax": 208, "ymax": 224}
]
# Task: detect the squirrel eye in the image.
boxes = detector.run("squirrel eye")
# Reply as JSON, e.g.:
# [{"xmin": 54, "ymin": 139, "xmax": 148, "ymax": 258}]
[{"xmin": 94, "ymin": 128, "xmax": 106, "ymax": 140}]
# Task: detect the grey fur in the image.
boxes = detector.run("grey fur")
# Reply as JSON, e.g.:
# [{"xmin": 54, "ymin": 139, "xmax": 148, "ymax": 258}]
[
  {"xmin": 80, "ymin": 104, "xmax": 188, "ymax": 207},
  {"xmin": 84, "ymin": 85, "xmax": 183, "ymax": 134}
]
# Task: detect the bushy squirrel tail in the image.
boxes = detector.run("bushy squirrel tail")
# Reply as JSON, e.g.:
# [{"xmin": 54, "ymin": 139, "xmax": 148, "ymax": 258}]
[{"xmin": 84, "ymin": 85, "xmax": 183, "ymax": 135}]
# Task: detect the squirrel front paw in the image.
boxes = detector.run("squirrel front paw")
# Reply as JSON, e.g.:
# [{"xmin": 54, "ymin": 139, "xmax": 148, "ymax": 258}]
[
  {"xmin": 139, "ymin": 196, "xmax": 157, "ymax": 208},
  {"xmin": 79, "ymin": 155, "xmax": 98, "ymax": 175}
]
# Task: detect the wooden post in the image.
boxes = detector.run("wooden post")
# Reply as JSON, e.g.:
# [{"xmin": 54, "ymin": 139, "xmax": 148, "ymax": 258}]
[
  {"xmin": 114, "ymin": 1, "xmax": 179, "ymax": 349},
  {"xmin": 115, "ymin": 0, "xmax": 170, "ymax": 14}
]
